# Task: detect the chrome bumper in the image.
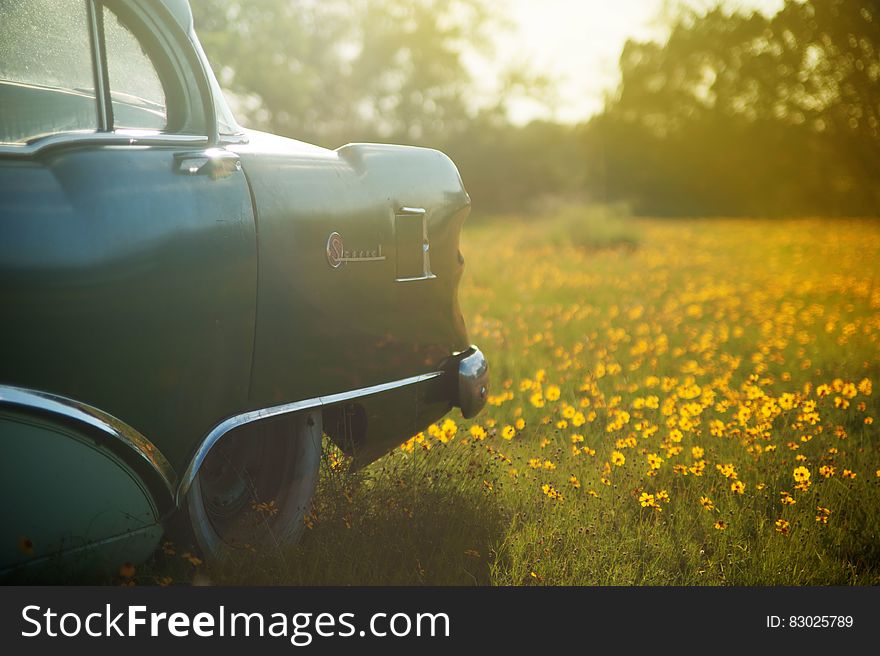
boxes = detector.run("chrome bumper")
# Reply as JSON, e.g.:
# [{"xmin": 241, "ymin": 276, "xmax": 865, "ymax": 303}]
[{"xmin": 457, "ymin": 346, "xmax": 489, "ymax": 419}]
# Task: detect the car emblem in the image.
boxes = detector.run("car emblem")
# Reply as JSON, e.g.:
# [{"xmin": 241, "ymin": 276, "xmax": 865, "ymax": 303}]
[
  {"xmin": 326, "ymin": 232, "xmax": 345, "ymax": 268},
  {"xmin": 326, "ymin": 232, "xmax": 386, "ymax": 268}
]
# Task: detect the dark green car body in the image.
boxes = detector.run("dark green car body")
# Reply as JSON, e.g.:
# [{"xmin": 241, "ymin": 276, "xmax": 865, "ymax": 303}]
[{"xmin": 0, "ymin": 0, "xmax": 487, "ymax": 578}]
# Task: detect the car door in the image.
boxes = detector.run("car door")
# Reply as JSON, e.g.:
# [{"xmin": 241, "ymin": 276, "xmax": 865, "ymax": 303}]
[{"xmin": 0, "ymin": 0, "xmax": 257, "ymax": 473}]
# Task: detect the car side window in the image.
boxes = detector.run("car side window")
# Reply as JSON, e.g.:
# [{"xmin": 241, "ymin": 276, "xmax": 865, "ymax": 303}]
[
  {"xmin": 102, "ymin": 5, "xmax": 167, "ymax": 131},
  {"xmin": 0, "ymin": 0, "xmax": 98, "ymax": 144}
]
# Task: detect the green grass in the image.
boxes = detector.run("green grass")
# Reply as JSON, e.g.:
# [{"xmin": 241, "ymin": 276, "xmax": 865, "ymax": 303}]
[
  {"xmin": 148, "ymin": 209, "xmax": 880, "ymax": 586},
  {"xmin": 475, "ymin": 202, "xmax": 639, "ymax": 253},
  {"xmin": 539, "ymin": 202, "xmax": 638, "ymax": 252}
]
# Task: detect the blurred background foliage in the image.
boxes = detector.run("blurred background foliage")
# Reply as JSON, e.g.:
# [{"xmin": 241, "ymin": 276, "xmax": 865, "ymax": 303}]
[{"xmin": 193, "ymin": 0, "xmax": 879, "ymax": 217}]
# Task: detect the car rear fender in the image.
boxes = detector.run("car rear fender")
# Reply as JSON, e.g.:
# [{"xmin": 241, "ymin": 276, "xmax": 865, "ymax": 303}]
[{"xmin": 233, "ymin": 131, "xmax": 473, "ymax": 407}]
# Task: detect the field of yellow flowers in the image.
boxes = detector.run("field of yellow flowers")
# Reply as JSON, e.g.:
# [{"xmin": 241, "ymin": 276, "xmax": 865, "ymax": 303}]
[{"xmin": 210, "ymin": 213, "xmax": 880, "ymax": 586}]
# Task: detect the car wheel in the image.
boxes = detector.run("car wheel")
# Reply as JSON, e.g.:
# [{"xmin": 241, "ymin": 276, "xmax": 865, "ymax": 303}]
[{"xmin": 183, "ymin": 411, "xmax": 321, "ymax": 564}]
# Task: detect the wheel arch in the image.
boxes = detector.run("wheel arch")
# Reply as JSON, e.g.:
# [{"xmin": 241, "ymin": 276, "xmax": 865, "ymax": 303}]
[
  {"xmin": 175, "ymin": 371, "xmax": 444, "ymax": 504},
  {"xmin": 0, "ymin": 385, "xmax": 176, "ymax": 578},
  {"xmin": 0, "ymin": 384, "xmax": 176, "ymax": 513}
]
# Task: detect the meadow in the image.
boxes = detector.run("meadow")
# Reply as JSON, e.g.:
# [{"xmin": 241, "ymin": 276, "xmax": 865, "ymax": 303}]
[{"xmin": 162, "ymin": 210, "xmax": 880, "ymax": 586}]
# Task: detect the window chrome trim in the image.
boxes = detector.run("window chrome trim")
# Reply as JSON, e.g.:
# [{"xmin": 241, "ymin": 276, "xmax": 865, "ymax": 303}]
[
  {"xmin": 86, "ymin": 0, "xmax": 110, "ymax": 131},
  {"xmin": 177, "ymin": 371, "xmax": 445, "ymax": 504},
  {"xmin": 0, "ymin": 385, "xmax": 177, "ymax": 502},
  {"xmin": 0, "ymin": 131, "xmax": 209, "ymax": 157}
]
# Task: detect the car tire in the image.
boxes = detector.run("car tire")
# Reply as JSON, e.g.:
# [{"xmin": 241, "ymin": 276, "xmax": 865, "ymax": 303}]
[{"xmin": 182, "ymin": 411, "xmax": 321, "ymax": 565}]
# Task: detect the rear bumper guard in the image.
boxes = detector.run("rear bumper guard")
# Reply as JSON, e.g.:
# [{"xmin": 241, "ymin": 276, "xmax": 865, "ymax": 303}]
[{"xmin": 456, "ymin": 346, "xmax": 489, "ymax": 419}]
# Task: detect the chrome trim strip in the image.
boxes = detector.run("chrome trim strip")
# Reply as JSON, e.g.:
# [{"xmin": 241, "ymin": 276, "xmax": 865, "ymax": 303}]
[
  {"xmin": 219, "ymin": 132, "xmax": 250, "ymax": 145},
  {"xmin": 398, "ymin": 206, "xmax": 427, "ymax": 216},
  {"xmin": 395, "ymin": 274, "xmax": 438, "ymax": 283},
  {"xmin": 0, "ymin": 385, "xmax": 177, "ymax": 501},
  {"xmin": 177, "ymin": 371, "xmax": 444, "ymax": 504},
  {"xmin": 394, "ymin": 206, "xmax": 435, "ymax": 282},
  {"xmin": 0, "ymin": 132, "xmax": 210, "ymax": 157}
]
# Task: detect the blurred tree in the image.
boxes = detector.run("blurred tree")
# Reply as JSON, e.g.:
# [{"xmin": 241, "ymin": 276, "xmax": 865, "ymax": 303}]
[
  {"xmin": 193, "ymin": 0, "xmax": 503, "ymax": 145},
  {"xmin": 192, "ymin": 0, "xmax": 879, "ymax": 217},
  {"xmin": 191, "ymin": 0, "xmax": 577, "ymax": 212},
  {"xmin": 444, "ymin": 115, "xmax": 587, "ymax": 212},
  {"xmin": 591, "ymin": 0, "xmax": 880, "ymax": 216}
]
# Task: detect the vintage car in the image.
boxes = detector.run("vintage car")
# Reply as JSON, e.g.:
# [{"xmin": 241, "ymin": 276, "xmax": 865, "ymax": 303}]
[{"xmin": 0, "ymin": 0, "xmax": 487, "ymax": 579}]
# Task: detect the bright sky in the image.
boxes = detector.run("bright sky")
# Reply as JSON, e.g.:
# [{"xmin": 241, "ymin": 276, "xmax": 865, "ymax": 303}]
[{"xmin": 483, "ymin": 0, "xmax": 786, "ymax": 124}]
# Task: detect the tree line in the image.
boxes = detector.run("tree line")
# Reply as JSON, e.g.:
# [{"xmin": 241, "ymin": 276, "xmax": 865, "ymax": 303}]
[{"xmin": 193, "ymin": 0, "xmax": 879, "ymax": 217}]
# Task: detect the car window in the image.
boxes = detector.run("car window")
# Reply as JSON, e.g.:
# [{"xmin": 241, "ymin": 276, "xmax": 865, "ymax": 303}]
[
  {"xmin": 0, "ymin": 0, "xmax": 97, "ymax": 144},
  {"xmin": 102, "ymin": 5, "xmax": 167, "ymax": 131}
]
